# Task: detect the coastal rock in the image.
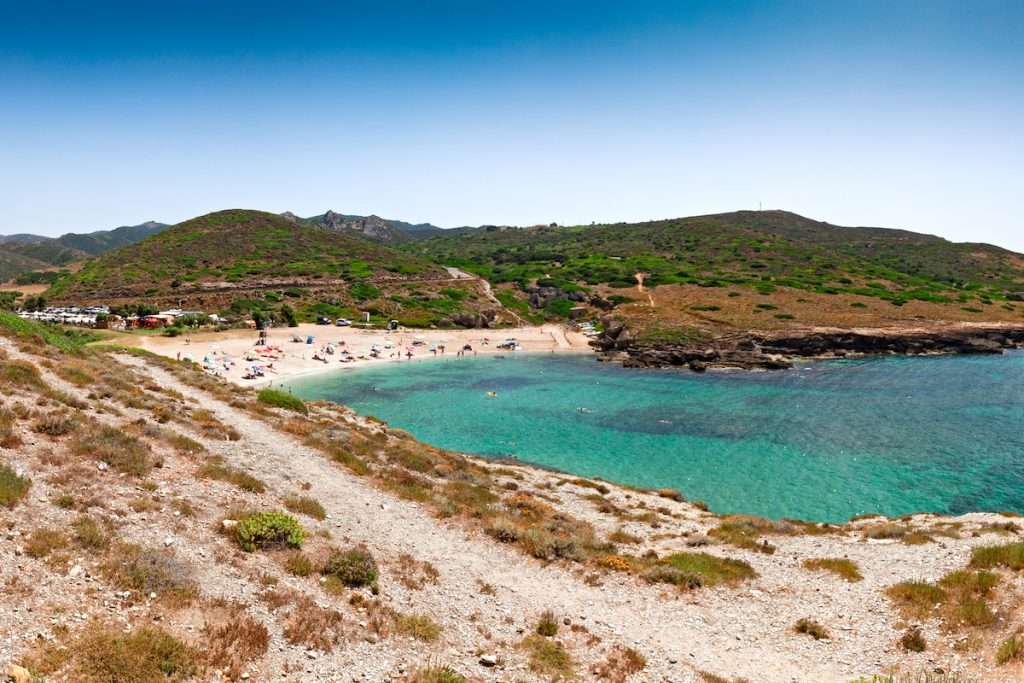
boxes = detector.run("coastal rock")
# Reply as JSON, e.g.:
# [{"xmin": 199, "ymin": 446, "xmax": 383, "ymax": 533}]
[{"xmin": 595, "ymin": 322, "xmax": 1024, "ymax": 372}]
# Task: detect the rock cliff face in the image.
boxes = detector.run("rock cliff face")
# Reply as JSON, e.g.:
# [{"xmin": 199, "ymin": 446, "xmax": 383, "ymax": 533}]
[{"xmin": 593, "ymin": 318, "xmax": 1024, "ymax": 371}]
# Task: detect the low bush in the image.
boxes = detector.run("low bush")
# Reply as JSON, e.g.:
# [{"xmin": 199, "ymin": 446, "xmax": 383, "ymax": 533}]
[
  {"xmin": 536, "ymin": 609, "xmax": 559, "ymax": 637},
  {"xmin": 396, "ymin": 612, "xmax": 441, "ymax": 642},
  {"xmin": 284, "ymin": 494, "xmax": 326, "ymax": 521},
  {"xmin": 590, "ymin": 644, "xmax": 646, "ymax": 682},
  {"xmin": 645, "ymin": 552, "xmax": 756, "ymax": 589},
  {"xmin": 900, "ymin": 627, "xmax": 927, "ymax": 652},
  {"xmin": 235, "ymin": 511, "xmax": 305, "ymax": 552},
  {"xmin": 25, "ymin": 527, "xmax": 69, "ymax": 558},
  {"xmin": 996, "ymin": 632, "xmax": 1023, "ymax": 665},
  {"xmin": 257, "ymin": 388, "xmax": 307, "ymax": 414},
  {"xmin": 201, "ymin": 604, "xmax": 270, "ymax": 679},
  {"xmin": 72, "ymin": 425, "xmax": 152, "ymax": 477},
  {"xmin": 282, "ymin": 550, "xmax": 314, "ymax": 577},
  {"xmin": 803, "ymin": 557, "xmax": 863, "ymax": 582},
  {"xmin": 521, "ymin": 635, "xmax": 574, "ymax": 678},
  {"xmin": 73, "ymin": 624, "xmax": 197, "ymax": 682},
  {"xmin": 282, "ymin": 598, "xmax": 345, "ymax": 651},
  {"xmin": 794, "ymin": 617, "xmax": 830, "ymax": 640},
  {"xmin": 32, "ymin": 412, "xmax": 78, "ymax": 436},
  {"xmin": 198, "ymin": 460, "xmax": 265, "ymax": 493},
  {"xmin": 407, "ymin": 666, "xmax": 466, "ymax": 683},
  {"xmin": 0, "ymin": 463, "xmax": 30, "ymax": 508},
  {"xmin": 101, "ymin": 543, "xmax": 197, "ymax": 602},
  {"xmin": 885, "ymin": 581, "xmax": 946, "ymax": 620},
  {"xmin": 72, "ymin": 516, "xmax": 109, "ymax": 551},
  {"xmin": 323, "ymin": 546, "xmax": 378, "ymax": 587},
  {"xmin": 970, "ymin": 542, "xmax": 1024, "ymax": 570}
]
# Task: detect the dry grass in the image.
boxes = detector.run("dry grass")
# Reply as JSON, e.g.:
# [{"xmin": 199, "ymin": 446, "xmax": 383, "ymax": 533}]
[
  {"xmin": 886, "ymin": 570, "xmax": 998, "ymax": 629},
  {"xmin": 31, "ymin": 411, "xmax": 78, "ymax": 436},
  {"xmin": 396, "ymin": 612, "xmax": 442, "ymax": 642},
  {"xmin": 197, "ymin": 458, "xmax": 266, "ymax": 493},
  {"xmin": 900, "ymin": 627, "xmax": 927, "ymax": 652},
  {"xmin": 406, "ymin": 666, "xmax": 467, "ymax": 683},
  {"xmin": 803, "ymin": 557, "xmax": 863, "ymax": 582},
  {"xmin": 535, "ymin": 609, "xmax": 559, "ymax": 637},
  {"xmin": 201, "ymin": 603, "xmax": 270, "ymax": 679},
  {"xmin": 283, "ymin": 494, "xmax": 326, "ymax": 520},
  {"xmin": 393, "ymin": 553, "xmax": 440, "ymax": 590},
  {"xmin": 71, "ymin": 623, "xmax": 197, "ymax": 682},
  {"xmin": 520, "ymin": 635, "xmax": 574, "ymax": 679},
  {"xmin": 100, "ymin": 543, "xmax": 197, "ymax": 603},
  {"xmin": 72, "ymin": 516, "xmax": 110, "ymax": 552},
  {"xmin": 996, "ymin": 631, "xmax": 1023, "ymax": 665},
  {"xmin": 970, "ymin": 542, "xmax": 1024, "ymax": 570},
  {"xmin": 590, "ymin": 644, "xmax": 646, "ymax": 682},
  {"xmin": 282, "ymin": 598, "xmax": 346, "ymax": 651},
  {"xmin": 794, "ymin": 617, "xmax": 830, "ymax": 640},
  {"xmin": 24, "ymin": 527, "xmax": 69, "ymax": 559},
  {"xmin": 281, "ymin": 550, "xmax": 315, "ymax": 577},
  {"xmin": 71, "ymin": 424, "xmax": 152, "ymax": 477}
]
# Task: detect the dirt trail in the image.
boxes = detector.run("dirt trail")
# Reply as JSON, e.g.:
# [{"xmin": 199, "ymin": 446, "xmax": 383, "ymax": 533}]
[{"xmin": 445, "ymin": 266, "xmax": 527, "ymax": 326}]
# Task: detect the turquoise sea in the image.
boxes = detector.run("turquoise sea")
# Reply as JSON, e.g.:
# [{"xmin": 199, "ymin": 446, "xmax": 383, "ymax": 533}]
[{"xmin": 287, "ymin": 351, "xmax": 1024, "ymax": 523}]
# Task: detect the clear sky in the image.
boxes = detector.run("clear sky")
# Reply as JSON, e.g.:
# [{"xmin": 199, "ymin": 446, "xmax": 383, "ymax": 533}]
[{"xmin": 1, "ymin": 1, "xmax": 1021, "ymax": 249}]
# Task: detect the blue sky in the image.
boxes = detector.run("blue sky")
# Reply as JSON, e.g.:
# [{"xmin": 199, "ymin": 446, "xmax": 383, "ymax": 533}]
[{"xmin": 1, "ymin": 1, "xmax": 1021, "ymax": 249}]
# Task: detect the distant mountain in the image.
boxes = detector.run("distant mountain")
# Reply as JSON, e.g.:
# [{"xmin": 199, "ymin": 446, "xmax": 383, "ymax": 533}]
[
  {"xmin": 295, "ymin": 210, "xmax": 446, "ymax": 243},
  {"xmin": 55, "ymin": 220, "xmax": 169, "ymax": 255}
]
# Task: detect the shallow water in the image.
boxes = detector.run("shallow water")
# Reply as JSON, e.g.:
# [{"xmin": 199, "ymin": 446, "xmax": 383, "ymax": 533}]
[{"xmin": 287, "ymin": 351, "xmax": 1024, "ymax": 522}]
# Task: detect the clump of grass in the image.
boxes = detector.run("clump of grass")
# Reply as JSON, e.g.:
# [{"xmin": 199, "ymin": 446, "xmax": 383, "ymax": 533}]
[
  {"xmin": 32, "ymin": 412, "xmax": 78, "ymax": 436},
  {"xmin": 970, "ymin": 542, "xmax": 1024, "ymax": 570},
  {"xmin": 72, "ymin": 516, "xmax": 109, "ymax": 552},
  {"xmin": 803, "ymin": 557, "xmax": 863, "ymax": 582},
  {"xmin": 794, "ymin": 617, "xmax": 830, "ymax": 640},
  {"xmin": 25, "ymin": 527, "xmax": 69, "ymax": 559},
  {"xmin": 407, "ymin": 666, "xmax": 466, "ymax": 683},
  {"xmin": 198, "ymin": 459, "xmax": 265, "ymax": 493},
  {"xmin": 0, "ymin": 462, "xmax": 31, "ymax": 508},
  {"xmin": 396, "ymin": 612, "xmax": 441, "ymax": 642},
  {"xmin": 101, "ymin": 543, "xmax": 197, "ymax": 602},
  {"xmin": 709, "ymin": 516, "xmax": 779, "ymax": 554},
  {"xmin": 201, "ymin": 604, "xmax": 270, "ymax": 679},
  {"xmin": 394, "ymin": 553, "xmax": 440, "ymax": 590},
  {"xmin": 282, "ymin": 550, "xmax": 314, "ymax": 577},
  {"xmin": 73, "ymin": 624, "xmax": 197, "ymax": 682},
  {"xmin": 235, "ymin": 511, "xmax": 304, "ymax": 552},
  {"xmin": 282, "ymin": 598, "xmax": 345, "ymax": 651},
  {"xmin": 283, "ymin": 494, "xmax": 326, "ymax": 520},
  {"xmin": 996, "ymin": 632, "xmax": 1023, "ymax": 665},
  {"xmin": 257, "ymin": 388, "xmax": 307, "ymax": 414},
  {"xmin": 644, "ymin": 552, "xmax": 756, "ymax": 589},
  {"xmin": 608, "ymin": 528, "xmax": 642, "ymax": 545},
  {"xmin": 521, "ymin": 635, "xmax": 574, "ymax": 679},
  {"xmin": 590, "ymin": 644, "xmax": 646, "ymax": 682},
  {"xmin": 900, "ymin": 627, "xmax": 927, "ymax": 652},
  {"xmin": 71, "ymin": 425, "xmax": 152, "ymax": 477},
  {"xmin": 885, "ymin": 581, "xmax": 946, "ymax": 620},
  {"xmin": 323, "ymin": 546, "xmax": 378, "ymax": 587},
  {"xmin": 536, "ymin": 609, "xmax": 559, "ymax": 637}
]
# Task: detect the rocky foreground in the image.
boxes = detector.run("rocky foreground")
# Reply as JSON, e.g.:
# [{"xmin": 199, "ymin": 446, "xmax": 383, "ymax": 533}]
[
  {"xmin": 594, "ymin": 318, "xmax": 1024, "ymax": 372},
  {"xmin": 1, "ymin": 319, "xmax": 1023, "ymax": 683}
]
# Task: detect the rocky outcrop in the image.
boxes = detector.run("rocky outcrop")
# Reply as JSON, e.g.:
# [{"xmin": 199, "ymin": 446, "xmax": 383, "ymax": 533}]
[
  {"xmin": 593, "ymin": 318, "xmax": 1024, "ymax": 371},
  {"xmin": 444, "ymin": 310, "xmax": 497, "ymax": 328}
]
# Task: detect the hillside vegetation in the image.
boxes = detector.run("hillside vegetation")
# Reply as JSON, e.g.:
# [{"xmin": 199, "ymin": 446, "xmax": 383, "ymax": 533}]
[
  {"xmin": 47, "ymin": 209, "xmax": 496, "ymax": 327},
  {"xmin": 408, "ymin": 210, "xmax": 1024, "ymax": 336}
]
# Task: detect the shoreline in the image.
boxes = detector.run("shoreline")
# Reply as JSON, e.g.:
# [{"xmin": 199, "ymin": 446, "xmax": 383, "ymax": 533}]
[{"xmin": 111, "ymin": 322, "xmax": 593, "ymax": 386}]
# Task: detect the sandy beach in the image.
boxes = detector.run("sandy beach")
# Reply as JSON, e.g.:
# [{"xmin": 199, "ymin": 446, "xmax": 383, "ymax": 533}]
[{"xmin": 118, "ymin": 323, "xmax": 593, "ymax": 385}]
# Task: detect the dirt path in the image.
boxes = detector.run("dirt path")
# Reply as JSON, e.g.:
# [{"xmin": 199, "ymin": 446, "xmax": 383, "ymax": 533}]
[{"xmin": 446, "ymin": 266, "xmax": 527, "ymax": 327}]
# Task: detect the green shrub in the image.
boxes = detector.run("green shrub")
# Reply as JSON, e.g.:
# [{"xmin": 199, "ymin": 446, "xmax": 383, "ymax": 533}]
[
  {"xmin": 803, "ymin": 557, "xmax": 863, "ymax": 582},
  {"xmin": 0, "ymin": 463, "xmax": 30, "ymax": 508},
  {"xmin": 257, "ymin": 388, "xmax": 307, "ymax": 414},
  {"xmin": 323, "ymin": 546, "xmax": 378, "ymax": 587},
  {"xmin": 235, "ymin": 511, "xmax": 305, "ymax": 552},
  {"xmin": 996, "ymin": 633, "xmax": 1023, "ymax": 665},
  {"xmin": 646, "ymin": 552, "xmax": 756, "ymax": 588}
]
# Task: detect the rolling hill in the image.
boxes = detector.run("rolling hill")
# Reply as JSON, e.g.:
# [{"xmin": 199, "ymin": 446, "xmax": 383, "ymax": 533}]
[
  {"xmin": 296, "ymin": 210, "xmax": 446, "ymax": 243},
  {"xmin": 406, "ymin": 209, "xmax": 1024, "ymax": 338},
  {"xmin": 47, "ymin": 209, "xmax": 498, "ymax": 327}
]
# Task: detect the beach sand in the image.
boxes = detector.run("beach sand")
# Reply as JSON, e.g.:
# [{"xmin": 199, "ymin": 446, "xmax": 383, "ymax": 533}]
[{"xmin": 117, "ymin": 323, "xmax": 592, "ymax": 385}]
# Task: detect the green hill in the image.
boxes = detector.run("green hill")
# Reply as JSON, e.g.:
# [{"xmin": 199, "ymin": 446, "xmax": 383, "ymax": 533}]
[
  {"xmin": 409, "ymin": 210, "xmax": 1024, "ymax": 305},
  {"xmin": 47, "ymin": 209, "xmax": 495, "ymax": 327},
  {"xmin": 55, "ymin": 220, "xmax": 169, "ymax": 255}
]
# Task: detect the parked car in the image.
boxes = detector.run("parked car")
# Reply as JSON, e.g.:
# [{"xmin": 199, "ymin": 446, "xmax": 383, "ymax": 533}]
[
  {"xmin": 335, "ymin": 318, "xmax": 352, "ymax": 327},
  {"xmin": 316, "ymin": 316, "xmax": 331, "ymax": 325}
]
